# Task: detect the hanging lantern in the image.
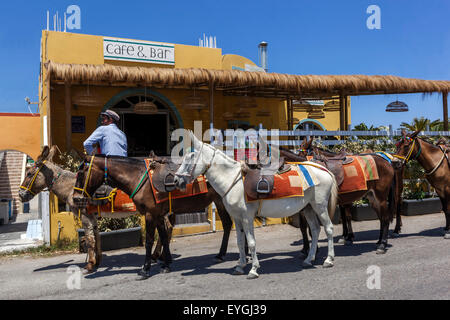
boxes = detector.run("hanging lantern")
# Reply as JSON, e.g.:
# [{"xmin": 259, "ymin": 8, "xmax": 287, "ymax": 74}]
[
  {"xmin": 134, "ymin": 100, "xmax": 158, "ymax": 114},
  {"xmin": 233, "ymin": 108, "xmax": 251, "ymax": 119},
  {"xmin": 386, "ymin": 101, "xmax": 409, "ymax": 112},
  {"xmin": 73, "ymin": 86, "xmax": 101, "ymax": 107},
  {"xmin": 308, "ymin": 110, "xmax": 325, "ymax": 119},
  {"xmin": 323, "ymin": 100, "xmax": 340, "ymax": 112},
  {"xmin": 222, "ymin": 112, "xmax": 234, "ymax": 121},
  {"xmin": 236, "ymin": 95, "xmax": 258, "ymax": 109},
  {"xmin": 182, "ymin": 88, "xmax": 207, "ymax": 110},
  {"xmin": 256, "ymin": 108, "xmax": 272, "ymax": 117}
]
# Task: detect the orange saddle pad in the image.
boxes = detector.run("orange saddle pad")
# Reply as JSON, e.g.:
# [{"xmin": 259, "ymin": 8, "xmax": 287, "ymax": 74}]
[
  {"xmin": 338, "ymin": 155, "xmax": 379, "ymax": 194},
  {"xmin": 144, "ymin": 158, "xmax": 208, "ymax": 204},
  {"xmin": 245, "ymin": 168, "xmax": 304, "ymax": 202},
  {"xmin": 87, "ymin": 189, "xmax": 136, "ymax": 214}
]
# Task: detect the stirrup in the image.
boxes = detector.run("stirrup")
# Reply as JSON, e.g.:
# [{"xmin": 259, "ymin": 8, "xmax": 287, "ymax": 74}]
[
  {"xmin": 164, "ymin": 173, "xmax": 176, "ymax": 192},
  {"xmin": 256, "ymin": 178, "xmax": 270, "ymax": 194}
]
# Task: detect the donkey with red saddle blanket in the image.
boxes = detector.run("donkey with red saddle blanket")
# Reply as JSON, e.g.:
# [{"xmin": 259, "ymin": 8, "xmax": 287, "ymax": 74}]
[
  {"xmin": 72, "ymin": 153, "xmax": 238, "ymax": 279},
  {"xmin": 297, "ymin": 138, "xmax": 400, "ymax": 254}
]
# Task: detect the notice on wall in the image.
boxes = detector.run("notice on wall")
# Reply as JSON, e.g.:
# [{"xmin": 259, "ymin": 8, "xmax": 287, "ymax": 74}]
[{"xmin": 103, "ymin": 37, "xmax": 175, "ymax": 65}]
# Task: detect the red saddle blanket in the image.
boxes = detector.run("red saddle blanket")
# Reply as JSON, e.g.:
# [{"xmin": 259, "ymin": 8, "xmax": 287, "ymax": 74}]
[
  {"xmin": 338, "ymin": 155, "xmax": 379, "ymax": 194},
  {"xmin": 245, "ymin": 168, "xmax": 304, "ymax": 202},
  {"xmin": 87, "ymin": 189, "xmax": 136, "ymax": 214},
  {"xmin": 144, "ymin": 159, "xmax": 208, "ymax": 204}
]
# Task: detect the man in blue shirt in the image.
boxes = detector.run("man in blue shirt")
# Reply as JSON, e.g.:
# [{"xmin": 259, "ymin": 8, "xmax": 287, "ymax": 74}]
[{"xmin": 83, "ymin": 110, "xmax": 128, "ymax": 156}]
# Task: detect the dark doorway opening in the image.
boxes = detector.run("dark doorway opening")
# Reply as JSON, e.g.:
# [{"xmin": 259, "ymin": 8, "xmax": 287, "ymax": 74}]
[{"xmin": 123, "ymin": 113, "xmax": 168, "ymax": 157}]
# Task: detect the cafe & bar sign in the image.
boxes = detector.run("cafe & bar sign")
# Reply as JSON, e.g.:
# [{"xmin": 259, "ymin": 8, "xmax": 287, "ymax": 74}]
[{"xmin": 103, "ymin": 37, "xmax": 175, "ymax": 65}]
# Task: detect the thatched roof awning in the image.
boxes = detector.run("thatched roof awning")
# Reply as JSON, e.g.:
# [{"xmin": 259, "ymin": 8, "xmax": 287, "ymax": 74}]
[{"xmin": 46, "ymin": 61, "xmax": 450, "ymax": 99}]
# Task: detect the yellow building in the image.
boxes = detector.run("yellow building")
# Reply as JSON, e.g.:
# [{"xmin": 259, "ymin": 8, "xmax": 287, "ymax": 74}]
[{"xmin": 39, "ymin": 31, "xmax": 350, "ymax": 243}]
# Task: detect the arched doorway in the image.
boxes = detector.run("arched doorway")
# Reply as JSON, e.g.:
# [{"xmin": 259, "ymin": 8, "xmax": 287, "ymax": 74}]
[{"xmin": 102, "ymin": 89, "xmax": 182, "ymax": 157}]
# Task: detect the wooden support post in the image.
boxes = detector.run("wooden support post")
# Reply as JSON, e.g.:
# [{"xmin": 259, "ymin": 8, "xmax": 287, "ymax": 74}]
[
  {"xmin": 344, "ymin": 95, "xmax": 349, "ymax": 131},
  {"xmin": 444, "ymin": 92, "xmax": 448, "ymax": 131},
  {"xmin": 339, "ymin": 94, "xmax": 345, "ymax": 138},
  {"xmin": 64, "ymin": 82, "xmax": 72, "ymax": 151},
  {"xmin": 209, "ymin": 81, "xmax": 215, "ymax": 143}
]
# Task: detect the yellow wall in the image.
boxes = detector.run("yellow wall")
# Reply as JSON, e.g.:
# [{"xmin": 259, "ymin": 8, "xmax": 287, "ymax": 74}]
[
  {"xmin": 0, "ymin": 114, "xmax": 41, "ymax": 159},
  {"xmin": 40, "ymin": 31, "xmax": 347, "ymax": 242}
]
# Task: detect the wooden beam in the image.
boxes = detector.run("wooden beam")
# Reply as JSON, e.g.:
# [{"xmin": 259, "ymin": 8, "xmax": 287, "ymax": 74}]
[
  {"xmin": 65, "ymin": 82, "xmax": 72, "ymax": 151},
  {"xmin": 344, "ymin": 95, "xmax": 349, "ymax": 130},
  {"xmin": 339, "ymin": 95, "xmax": 345, "ymax": 132},
  {"xmin": 444, "ymin": 92, "xmax": 448, "ymax": 131},
  {"xmin": 209, "ymin": 81, "xmax": 215, "ymax": 143}
]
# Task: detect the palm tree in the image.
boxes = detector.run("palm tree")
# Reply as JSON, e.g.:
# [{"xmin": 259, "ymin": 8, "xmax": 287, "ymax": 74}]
[{"xmin": 400, "ymin": 117, "xmax": 432, "ymax": 131}]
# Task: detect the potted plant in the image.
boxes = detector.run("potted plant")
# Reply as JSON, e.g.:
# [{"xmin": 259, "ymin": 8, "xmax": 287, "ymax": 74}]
[
  {"xmin": 78, "ymin": 215, "xmax": 142, "ymax": 252},
  {"xmin": 401, "ymin": 160, "xmax": 442, "ymax": 216}
]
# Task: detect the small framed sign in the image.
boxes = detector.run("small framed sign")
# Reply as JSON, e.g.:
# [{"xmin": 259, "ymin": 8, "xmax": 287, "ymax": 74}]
[{"xmin": 72, "ymin": 116, "xmax": 85, "ymax": 133}]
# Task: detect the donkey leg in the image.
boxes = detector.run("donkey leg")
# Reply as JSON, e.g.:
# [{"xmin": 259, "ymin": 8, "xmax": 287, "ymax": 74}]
[
  {"xmin": 299, "ymin": 211, "xmax": 310, "ymax": 257},
  {"xmin": 345, "ymin": 206, "xmax": 355, "ymax": 245},
  {"xmin": 138, "ymin": 215, "xmax": 156, "ymax": 279},
  {"xmin": 302, "ymin": 208, "xmax": 320, "ymax": 268},
  {"xmin": 215, "ymin": 203, "xmax": 232, "ymax": 262},
  {"xmin": 339, "ymin": 205, "xmax": 348, "ymax": 244},
  {"xmin": 232, "ymin": 219, "xmax": 248, "ymax": 275},
  {"xmin": 242, "ymin": 219, "xmax": 260, "ymax": 279},
  {"xmin": 156, "ymin": 219, "xmax": 172, "ymax": 273},
  {"xmin": 376, "ymin": 200, "xmax": 390, "ymax": 254},
  {"xmin": 81, "ymin": 214, "xmax": 97, "ymax": 273},
  {"xmin": 152, "ymin": 214, "xmax": 174, "ymax": 262},
  {"xmin": 441, "ymin": 196, "xmax": 450, "ymax": 239},
  {"xmin": 314, "ymin": 206, "xmax": 335, "ymax": 268}
]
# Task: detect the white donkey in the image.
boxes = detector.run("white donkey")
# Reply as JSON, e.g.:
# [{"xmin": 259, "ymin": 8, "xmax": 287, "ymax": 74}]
[{"xmin": 174, "ymin": 132, "xmax": 338, "ymax": 279}]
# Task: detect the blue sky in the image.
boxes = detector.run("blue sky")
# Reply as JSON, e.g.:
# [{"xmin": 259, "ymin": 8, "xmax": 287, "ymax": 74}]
[{"xmin": 0, "ymin": 0, "xmax": 448, "ymax": 129}]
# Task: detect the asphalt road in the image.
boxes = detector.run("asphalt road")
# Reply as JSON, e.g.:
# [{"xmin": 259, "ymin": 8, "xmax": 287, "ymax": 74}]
[{"xmin": 0, "ymin": 213, "xmax": 448, "ymax": 301}]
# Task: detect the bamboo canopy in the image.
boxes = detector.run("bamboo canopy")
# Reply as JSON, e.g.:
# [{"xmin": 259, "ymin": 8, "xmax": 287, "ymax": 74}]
[{"xmin": 46, "ymin": 61, "xmax": 450, "ymax": 99}]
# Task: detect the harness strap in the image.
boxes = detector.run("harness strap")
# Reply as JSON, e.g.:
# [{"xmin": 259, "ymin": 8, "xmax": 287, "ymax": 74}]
[
  {"xmin": 20, "ymin": 160, "xmax": 47, "ymax": 195},
  {"xmin": 74, "ymin": 155, "xmax": 96, "ymax": 198},
  {"xmin": 131, "ymin": 164, "xmax": 151, "ymax": 199},
  {"xmin": 425, "ymin": 149, "xmax": 447, "ymax": 176}
]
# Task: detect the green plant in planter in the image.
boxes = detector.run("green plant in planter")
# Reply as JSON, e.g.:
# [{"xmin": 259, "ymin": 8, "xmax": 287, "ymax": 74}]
[{"xmin": 98, "ymin": 215, "xmax": 142, "ymax": 232}]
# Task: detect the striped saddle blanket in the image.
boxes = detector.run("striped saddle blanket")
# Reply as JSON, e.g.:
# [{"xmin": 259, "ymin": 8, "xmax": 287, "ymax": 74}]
[
  {"xmin": 338, "ymin": 155, "xmax": 379, "ymax": 194},
  {"xmin": 245, "ymin": 163, "xmax": 320, "ymax": 202}
]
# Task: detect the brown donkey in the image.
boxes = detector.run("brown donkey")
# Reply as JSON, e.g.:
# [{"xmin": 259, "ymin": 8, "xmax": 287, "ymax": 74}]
[
  {"xmin": 72, "ymin": 154, "xmax": 239, "ymax": 279},
  {"xmin": 297, "ymin": 139, "xmax": 399, "ymax": 254},
  {"xmin": 18, "ymin": 146, "xmax": 103, "ymax": 272},
  {"xmin": 395, "ymin": 130, "xmax": 450, "ymax": 239}
]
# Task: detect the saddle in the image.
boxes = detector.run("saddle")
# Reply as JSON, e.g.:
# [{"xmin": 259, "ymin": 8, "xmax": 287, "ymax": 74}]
[
  {"xmin": 148, "ymin": 157, "xmax": 180, "ymax": 193},
  {"xmin": 243, "ymin": 157, "xmax": 291, "ymax": 199},
  {"xmin": 90, "ymin": 184, "xmax": 115, "ymax": 206},
  {"xmin": 311, "ymin": 151, "xmax": 353, "ymax": 187}
]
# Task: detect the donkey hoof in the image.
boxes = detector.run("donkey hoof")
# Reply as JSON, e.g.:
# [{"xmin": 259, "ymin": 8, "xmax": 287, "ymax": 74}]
[
  {"xmin": 444, "ymin": 233, "xmax": 450, "ymax": 240},
  {"xmin": 344, "ymin": 240, "xmax": 353, "ymax": 246},
  {"xmin": 232, "ymin": 266, "xmax": 245, "ymax": 275},
  {"xmin": 247, "ymin": 271, "xmax": 259, "ymax": 280},
  {"xmin": 323, "ymin": 259, "xmax": 334, "ymax": 268},
  {"xmin": 160, "ymin": 266, "xmax": 171, "ymax": 274},
  {"xmin": 391, "ymin": 232, "xmax": 400, "ymax": 238},
  {"xmin": 214, "ymin": 256, "xmax": 224, "ymax": 263},
  {"xmin": 302, "ymin": 261, "xmax": 313, "ymax": 268},
  {"xmin": 376, "ymin": 248, "xmax": 387, "ymax": 255},
  {"xmin": 338, "ymin": 238, "xmax": 346, "ymax": 244},
  {"xmin": 137, "ymin": 269, "xmax": 151, "ymax": 279}
]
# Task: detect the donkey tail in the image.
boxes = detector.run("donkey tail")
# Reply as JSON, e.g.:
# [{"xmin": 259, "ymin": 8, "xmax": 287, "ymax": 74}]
[{"xmin": 327, "ymin": 172, "xmax": 339, "ymax": 222}]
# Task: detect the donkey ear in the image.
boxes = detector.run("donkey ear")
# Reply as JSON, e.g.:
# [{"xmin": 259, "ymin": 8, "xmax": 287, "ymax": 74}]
[
  {"xmin": 401, "ymin": 129, "xmax": 407, "ymax": 138},
  {"xmin": 72, "ymin": 148, "xmax": 87, "ymax": 161},
  {"xmin": 410, "ymin": 129, "xmax": 421, "ymax": 139},
  {"xmin": 37, "ymin": 146, "xmax": 50, "ymax": 164},
  {"xmin": 149, "ymin": 150, "xmax": 156, "ymax": 158},
  {"xmin": 188, "ymin": 130, "xmax": 202, "ymax": 151},
  {"xmin": 46, "ymin": 145, "xmax": 58, "ymax": 162}
]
